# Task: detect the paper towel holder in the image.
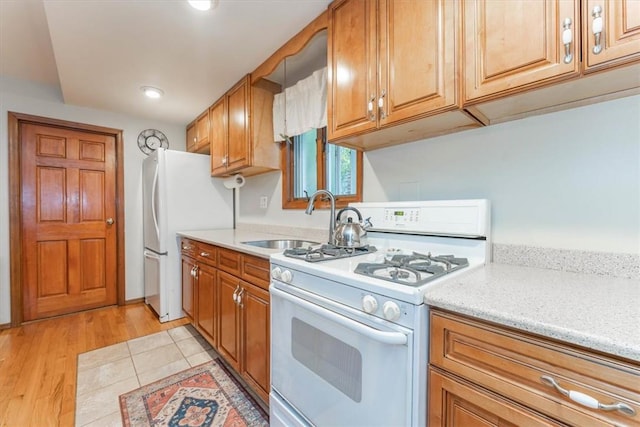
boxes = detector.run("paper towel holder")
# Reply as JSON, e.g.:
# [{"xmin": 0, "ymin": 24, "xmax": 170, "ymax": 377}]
[{"xmin": 223, "ymin": 174, "xmax": 245, "ymax": 190}]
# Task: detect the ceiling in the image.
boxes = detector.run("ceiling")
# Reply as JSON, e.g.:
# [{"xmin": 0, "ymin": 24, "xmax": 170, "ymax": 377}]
[{"xmin": 0, "ymin": 0, "xmax": 331, "ymax": 126}]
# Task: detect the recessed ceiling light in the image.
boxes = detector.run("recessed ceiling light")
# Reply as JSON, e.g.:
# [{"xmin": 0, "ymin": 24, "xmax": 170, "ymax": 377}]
[
  {"xmin": 188, "ymin": 0, "xmax": 212, "ymax": 11},
  {"xmin": 141, "ymin": 86, "xmax": 164, "ymax": 99}
]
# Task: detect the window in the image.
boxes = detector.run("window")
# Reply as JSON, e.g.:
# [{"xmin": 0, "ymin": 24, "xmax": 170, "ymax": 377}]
[{"xmin": 282, "ymin": 128, "xmax": 362, "ymax": 209}]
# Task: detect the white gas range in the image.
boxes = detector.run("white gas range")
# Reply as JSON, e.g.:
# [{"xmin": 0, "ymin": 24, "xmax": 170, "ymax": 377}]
[{"xmin": 269, "ymin": 200, "xmax": 490, "ymax": 427}]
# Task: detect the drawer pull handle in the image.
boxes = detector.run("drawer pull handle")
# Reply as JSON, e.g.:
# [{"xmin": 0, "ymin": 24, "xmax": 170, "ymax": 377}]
[
  {"xmin": 541, "ymin": 375, "xmax": 636, "ymax": 416},
  {"xmin": 200, "ymin": 251, "xmax": 210, "ymax": 257}
]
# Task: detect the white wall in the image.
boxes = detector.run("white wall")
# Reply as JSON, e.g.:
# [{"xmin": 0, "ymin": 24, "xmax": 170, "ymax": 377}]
[
  {"xmin": 240, "ymin": 95, "xmax": 640, "ymax": 254},
  {"xmin": 0, "ymin": 77, "xmax": 185, "ymax": 324}
]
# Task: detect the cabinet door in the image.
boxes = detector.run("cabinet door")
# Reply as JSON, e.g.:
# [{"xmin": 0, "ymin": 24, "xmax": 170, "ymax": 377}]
[
  {"xmin": 226, "ymin": 76, "xmax": 250, "ymax": 172},
  {"xmin": 186, "ymin": 122, "xmax": 197, "ymax": 153},
  {"xmin": 217, "ymin": 271, "xmax": 241, "ymax": 370},
  {"xmin": 181, "ymin": 255, "xmax": 196, "ymax": 319},
  {"xmin": 196, "ymin": 263, "xmax": 216, "ymax": 345},
  {"xmin": 241, "ymin": 282, "xmax": 270, "ymax": 403},
  {"xmin": 195, "ymin": 110, "xmax": 210, "ymax": 153},
  {"xmin": 428, "ymin": 369, "xmax": 562, "ymax": 426},
  {"xmin": 583, "ymin": 0, "xmax": 640, "ymax": 71},
  {"xmin": 378, "ymin": 0, "xmax": 458, "ymax": 126},
  {"xmin": 328, "ymin": 0, "xmax": 378, "ymax": 140},
  {"xmin": 463, "ymin": 0, "xmax": 580, "ymax": 103},
  {"xmin": 209, "ymin": 98, "xmax": 227, "ymax": 176}
]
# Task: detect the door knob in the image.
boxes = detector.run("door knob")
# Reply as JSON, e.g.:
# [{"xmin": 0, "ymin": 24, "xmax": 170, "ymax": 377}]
[{"xmin": 106, "ymin": 218, "xmax": 114, "ymax": 225}]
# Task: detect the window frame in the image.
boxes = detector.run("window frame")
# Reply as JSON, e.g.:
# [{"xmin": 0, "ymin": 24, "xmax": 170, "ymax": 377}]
[{"xmin": 281, "ymin": 127, "xmax": 363, "ymax": 210}]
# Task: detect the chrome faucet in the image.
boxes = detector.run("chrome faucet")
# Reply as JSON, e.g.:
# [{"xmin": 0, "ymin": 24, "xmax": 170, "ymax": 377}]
[{"xmin": 305, "ymin": 189, "xmax": 336, "ymax": 245}]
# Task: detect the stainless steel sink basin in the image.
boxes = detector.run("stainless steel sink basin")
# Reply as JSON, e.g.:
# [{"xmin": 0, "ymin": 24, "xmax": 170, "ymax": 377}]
[{"xmin": 242, "ymin": 239, "xmax": 319, "ymax": 249}]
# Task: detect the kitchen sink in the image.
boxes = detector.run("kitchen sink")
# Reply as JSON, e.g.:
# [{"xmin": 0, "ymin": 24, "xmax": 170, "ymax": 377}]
[{"xmin": 242, "ymin": 239, "xmax": 319, "ymax": 249}]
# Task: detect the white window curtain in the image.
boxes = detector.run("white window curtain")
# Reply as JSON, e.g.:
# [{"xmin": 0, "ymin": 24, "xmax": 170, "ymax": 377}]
[{"xmin": 273, "ymin": 67, "xmax": 327, "ymax": 142}]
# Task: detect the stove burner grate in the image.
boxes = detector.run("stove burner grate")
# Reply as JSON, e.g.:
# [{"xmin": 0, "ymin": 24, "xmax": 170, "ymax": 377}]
[
  {"xmin": 354, "ymin": 252, "xmax": 469, "ymax": 286},
  {"xmin": 283, "ymin": 244, "xmax": 377, "ymax": 262}
]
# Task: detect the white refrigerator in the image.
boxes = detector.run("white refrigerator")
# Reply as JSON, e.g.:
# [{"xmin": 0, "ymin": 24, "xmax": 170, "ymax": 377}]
[{"xmin": 142, "ymin": 148, "xmax": 233, "ymax": 322}]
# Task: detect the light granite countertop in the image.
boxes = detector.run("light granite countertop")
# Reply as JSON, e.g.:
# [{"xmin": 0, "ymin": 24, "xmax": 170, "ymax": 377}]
[
  {"xmin": 424, "ymin": 263, "xmax": 640, "ymax": 363},
  {"xmin": 176, "ymin": 228, "xmax": 322, "ymax": 259},
  {"xmin": 176, "ymin": 228, "xmax": 640, "ymax": 363}
]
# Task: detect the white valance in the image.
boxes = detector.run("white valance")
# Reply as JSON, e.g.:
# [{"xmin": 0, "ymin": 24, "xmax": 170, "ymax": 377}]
[{"xmin": 273, "ymin": 67, "xmax": 327, "ymax": 141}]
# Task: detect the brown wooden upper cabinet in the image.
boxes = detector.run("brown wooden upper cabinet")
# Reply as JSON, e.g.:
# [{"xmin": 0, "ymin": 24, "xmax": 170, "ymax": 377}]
[
  {"xmin": 186, "ymin": 110, "xmax": 210, "ymax": 154},
  {"xmin": 186, "ymin": 121, "xmax": 197, "ymax": 152},
  {"xmin": 463, "ymin": 0, "xmax": 581, "ymax": 103},
  {"xmin": 327, "ymin": 0, "xmax": 481, "ymax": 150},
  {"xmin": 582, "ymin": 0, "xmax": 640, "ymax": 72},
  {"xmin": 462, "ymin": 0, "xmax": 640, "ymax": 125},
  {"xmin": 210, "ymin": 75, "xmax": 280, "ymax": 177}
]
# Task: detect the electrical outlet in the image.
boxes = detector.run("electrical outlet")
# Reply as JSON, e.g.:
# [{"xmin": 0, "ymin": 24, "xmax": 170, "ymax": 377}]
[{"xmin": 259, "ymin": 196, "xmax": 268, "ymax": 209}]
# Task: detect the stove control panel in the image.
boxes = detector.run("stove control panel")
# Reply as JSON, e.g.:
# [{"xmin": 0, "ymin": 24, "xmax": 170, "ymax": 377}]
[{"xmin": 383, "ymin": 208, "xmax": 420, "ymax": 225}]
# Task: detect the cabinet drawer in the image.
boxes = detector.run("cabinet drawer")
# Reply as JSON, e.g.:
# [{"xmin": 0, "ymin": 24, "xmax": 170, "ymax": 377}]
[
  {"xmin": 180, "ymin": 238, "xmax": 197, "ymax": 257},
  {"xmin": 430, "ymin": 310, "xmax": 640, "ymax": 426},
  {"xmin": 428, "ymin": 368, "xmax": 562, "ymax": 426},
  {"xmin": 217, "ymin": 247, "xmax": 241, "ymax": 276},
  {"xmin": 241, "ymin": 255, "xmax": 270, "ymax": 290},
  {"xmin": 196, "ymin": 242, "xmax": 216, "ymax": 266}
]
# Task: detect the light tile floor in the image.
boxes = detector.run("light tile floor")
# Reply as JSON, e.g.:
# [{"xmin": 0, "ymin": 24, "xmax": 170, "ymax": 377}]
[{"xmin": 75, "ymin": 324, "xmax": 215, "ymax": 427}]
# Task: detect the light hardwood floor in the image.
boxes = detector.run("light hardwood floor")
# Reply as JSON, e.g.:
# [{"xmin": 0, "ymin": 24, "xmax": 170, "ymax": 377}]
[{"xmin": 0, "ymin": 303, "xmax": 189, "ymax": 427}]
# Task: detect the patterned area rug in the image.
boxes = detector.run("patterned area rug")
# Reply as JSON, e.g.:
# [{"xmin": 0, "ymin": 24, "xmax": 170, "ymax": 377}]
[{"xmin": 119, "ymin": 358, "xmax": 268, "ymax": 427}]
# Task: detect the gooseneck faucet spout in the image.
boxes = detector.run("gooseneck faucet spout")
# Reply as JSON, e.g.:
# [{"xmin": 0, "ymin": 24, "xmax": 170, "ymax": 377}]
[{"xmin": 305, "ymin": 190, "xmax": 336, "ymax": 245}]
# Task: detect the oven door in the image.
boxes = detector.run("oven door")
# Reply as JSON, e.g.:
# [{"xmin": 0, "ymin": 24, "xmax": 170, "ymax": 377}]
[{"xmin": 270, "ymin": 282, "xmax": 413, "ymax": 427}]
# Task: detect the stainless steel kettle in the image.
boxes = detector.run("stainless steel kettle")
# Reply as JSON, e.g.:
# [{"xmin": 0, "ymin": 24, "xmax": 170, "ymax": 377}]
[{"xmin": 333, "ymin": 207, "xmax": 372, "ymax": 248}]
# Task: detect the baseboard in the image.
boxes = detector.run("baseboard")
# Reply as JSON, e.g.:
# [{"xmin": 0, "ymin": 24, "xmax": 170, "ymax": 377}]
[
  {"xmin": 125, "ymin": 297, "xmax": 145, "ymax": 305},
  {"xmin": 0, "ymin": 322, "xmax": 11, "ymax": 330}
]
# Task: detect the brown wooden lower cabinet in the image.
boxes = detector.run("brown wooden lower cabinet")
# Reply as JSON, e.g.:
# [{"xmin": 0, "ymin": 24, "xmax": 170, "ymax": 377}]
[
  {"xmin": 217, "ymin": 270, "xmax": 241, "ymax": 371},
  {"xmin": 180, "ymin": 238, "xmax": 271, "ymax": 404},
  {"xmin": 428, "ymin": 309, "xmax": 640, "ymax": 427},
  {"xmin": 195, "ymin": 263, "xmax": 217, "ymax": 345},
  {"xmin": 428, "ymin": 368, "xmax": 562, "ymax": 427},
  {"xmin": 241, "ymin": 282, "xmax": 270, "ymax": 401},
  {"xmin": 180, "ymin": 255, "xmax": 196, "ymax": 320}
]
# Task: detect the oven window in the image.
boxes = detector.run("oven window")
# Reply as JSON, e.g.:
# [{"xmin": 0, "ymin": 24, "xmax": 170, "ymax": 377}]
[{"xmin": 291, "ymin": 318, "xmax": 362, "ymax": 402}]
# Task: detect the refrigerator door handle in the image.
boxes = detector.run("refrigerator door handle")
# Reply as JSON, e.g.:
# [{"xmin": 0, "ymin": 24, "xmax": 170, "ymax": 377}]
[
  {"xmin": 144, "ymin": 250, "xmax": 161, "ymax": 260},
  {"xmin": 151, "ymin": 163, "xmax": 160, "ymax": 242}
]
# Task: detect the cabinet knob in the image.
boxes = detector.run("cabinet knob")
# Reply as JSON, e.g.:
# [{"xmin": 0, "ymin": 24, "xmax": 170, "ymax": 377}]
[
  {"xmin": 592, "ymin": 5, "xmax": 603, "ymax": 55},
  {"xmin": 561, "ymin": 18, "xmax": 573, "ymax": 64},
  {"xmin": 200, "ymin": 251, "xmax": 210, "ymax": 257},
  {"xmin": 106, "ymin": 217, "xmax": 114, "ymax": 225}
]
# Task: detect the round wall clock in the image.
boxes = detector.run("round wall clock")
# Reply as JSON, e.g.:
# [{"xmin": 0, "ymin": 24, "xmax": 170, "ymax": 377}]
[{"xmin": 137, "ymin": 129, "xmax": 169, "ymax": 155}]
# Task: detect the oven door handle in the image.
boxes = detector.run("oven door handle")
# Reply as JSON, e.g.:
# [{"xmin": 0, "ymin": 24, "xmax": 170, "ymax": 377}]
[{"xmin": 271, "ymin": 286, "xmax": 408, "ymax": 346}]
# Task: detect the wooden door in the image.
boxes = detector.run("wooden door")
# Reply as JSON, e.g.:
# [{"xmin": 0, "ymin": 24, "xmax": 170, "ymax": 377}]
[
  {"xmin": 463, "ymin": 0, "xmax": 580, "ymax": 103},
  {"xmin": 20, "ymin": 123, "xmax": 117, "ymax": 321},
  {"xmin": 196, "ymin": 263, "xmax": 217, "ymax": 344},
  {"xmin": 209, "ymin": 98, "xmax": 227, "ymax": 176},
  {"xmin": 226, "ymin": 76, "xmax": 250, "ymax": 173},
  {"xmin": 181, "ymin": 255, "xmax": 196, "ymax": 319},
  {"xmin": 241, "ymin": 282, "xmax": 270, "ymax": 403},
  {"xmin": 217, "ymin": 271, "xmax": 241, "ymax": 370},
  {"xmin": 327, "ymin": 0, "xmax": 378, "ymax": 140},
  {"xmin": 378, "ymin": 0, "xmax": 458, "ymax": 126},
  {"xmin": 583, "ymin": 0, "xmax": 640, "ymax": 72}
]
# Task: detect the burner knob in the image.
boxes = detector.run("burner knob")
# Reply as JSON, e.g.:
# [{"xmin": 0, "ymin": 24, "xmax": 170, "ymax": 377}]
[
  {"xmin": 382, "ymin": 301, "xmax": 401, "ymax": 321},
  {"xmin": 362, "ymin": 295, "xmax": 378, "ymax": 314},
  {"xmin": 270, "ymin": 267, "xmax": 282, "ymax": 280},
  {"xmin": 280, "ymin": 269, "xmax": 293, "ymax": 283}
]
